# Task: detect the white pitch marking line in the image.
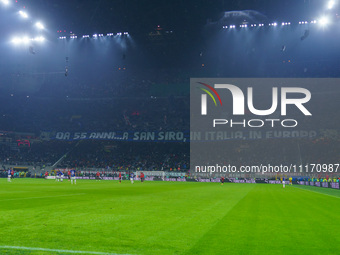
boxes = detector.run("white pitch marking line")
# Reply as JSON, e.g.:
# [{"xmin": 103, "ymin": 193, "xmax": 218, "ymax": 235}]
[
  {"xmin": 0, "ymin": 193, "xmax": 86, "ymax": 202},
  {"xmin": 0, "ymin": 245, "xmax": 133, "ymax": 255},
  {"xmin": 293, "ymin": 186, "xmax": 340, "ymax": 199}
]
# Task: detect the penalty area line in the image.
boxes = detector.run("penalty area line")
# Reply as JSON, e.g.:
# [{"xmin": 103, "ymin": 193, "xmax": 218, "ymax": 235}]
[{"xmin": 0, "ymin": 245, "xmax": 133, "ymax": 255}]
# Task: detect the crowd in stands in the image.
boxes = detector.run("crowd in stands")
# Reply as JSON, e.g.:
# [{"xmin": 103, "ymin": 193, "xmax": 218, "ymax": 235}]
[
  {"xmin": 1, "ymin": 88, "xmax": 339, "ymax": 135},
  {"xmin": 194, "ymin": 138, "xmax": 340, "ymax": 173},
  {"xmin": 0, "ymin": 141, "xmax": 72, "ymax": 167},
  {"xmin": 37, "ymin": 68, "xmax": 190, "ymax": 98},
  {"xmin": 59, "ymin": 141, "xmax": 189, "ymax": 171},
  {"xmin": 0, "ymin": 95, "xmax": 189, "ymax": 133},
  {"xmin": 0, "ymin": 137, "xmax": 338, "ymax": 174},
  {"xmin": 0, "ymin": 140, "xmax": 189, "ymax": 171},
  {"xmin": 1, "ymin": 73, "xmax": 339, "ymax": 134}
]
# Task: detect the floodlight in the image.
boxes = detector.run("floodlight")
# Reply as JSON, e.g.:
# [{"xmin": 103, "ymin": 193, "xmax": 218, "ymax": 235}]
[
  {"xmin": 1, "ymin": 0, "xmax": 9, "ymax": 5},
  {"xmin": 319, "ymin": 16, "xmax": 329, "ymax": 26},
  {"xmin": 36, "ymin": 22, "xmax": 45, "ymax": 30},
  {"xmin": 22, "ymin": 37, "xmax": 30, "ymax": 44},
  {"xmin": 19, "ymin": 11, "xmax": 28, "ymax": 19},
  {"xmin": 11, "ymin": 37, "xmax": 21, "ymax": 45},
  {"xmin": 327, "ymin": 0, "xmax": 335, "ymax": 9},
  {"xmin": 34, "ymin": 36, "xmax": 45, "ymax": 42}
]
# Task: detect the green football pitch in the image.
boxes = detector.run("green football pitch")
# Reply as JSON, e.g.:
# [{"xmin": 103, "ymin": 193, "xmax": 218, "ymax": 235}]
[{"xmin": 0, "ymin": 179, "xmax": 339, "ymax": 255}]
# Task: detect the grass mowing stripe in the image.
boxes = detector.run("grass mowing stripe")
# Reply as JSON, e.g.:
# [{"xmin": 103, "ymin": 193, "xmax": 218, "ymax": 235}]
[
  {"xmin": 0, "ymin": 193, "xmax": 86, "ymax": 201},
  {"xmin": 182, "ymin": 183, "xmax": 256, "ymax": 254},
  {"xmin": 2, "ymin": 180, "xmax": 339, "ymax": 254},
  {"xmin": 183, "ymin": 185, "xmax": 339, "ymax": 255},
  {"xmin": 292, "ymin": 185, "xmax": 340, "ymax": 199},
  {"xmin": 0, "ymin": 245, "xmax": 132, "ymax": 255}
]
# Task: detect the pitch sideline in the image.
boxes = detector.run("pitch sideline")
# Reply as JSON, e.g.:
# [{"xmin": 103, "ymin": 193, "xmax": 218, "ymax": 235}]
[
  {"xmin": 292, "ymin": 185, "xmax": 340, "ymax": 199},
  {"xmin": 0, "ymin": 245, "xmax": 133, "ymax": 255},
  {"xmin": 0, "ymin": 193, "xmax": 86, "ymax": 202}
]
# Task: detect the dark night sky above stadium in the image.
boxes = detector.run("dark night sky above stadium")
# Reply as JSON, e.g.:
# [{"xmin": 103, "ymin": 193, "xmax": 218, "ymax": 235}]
[
  {"xmin": 1, "ymin": 0, "xmax": 339, "ymax": 94},
  {"xmin": 22, "ymin": 0, "xmax": 322, "ymax": 36}
]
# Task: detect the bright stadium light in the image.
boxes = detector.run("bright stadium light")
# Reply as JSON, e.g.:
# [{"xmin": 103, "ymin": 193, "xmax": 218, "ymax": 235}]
[
  {"xmin": 22, "ymin": 36, "xmax": 30, "ymax": 44},
  {"xmin": 11, "ymin": 37, "xmax": 22, "ymax": 45},
  {"xmin": 11, "ymin": 35, "xmax": 46, "ymax": 45},
  {"xmin": 35, "ymin": 22, "xmax": 45, "ymax": 30},
  {"xmin": 319, "ymin": 16, "xmax": 330, "ymax": 26},
  {"xmin": 34, "ymin": 36, "xmax": 45, "ymax": 42},
  {"xmin": 327, "ymin": 0, "xmax": 335, "ymax": 9},
  {"xmin": 19, "ymin": 11, "xmax": 28, "ymax": 19},
  {"xmin": 1, "ymin": 0, "xmax": 9, "ymax": 5}
]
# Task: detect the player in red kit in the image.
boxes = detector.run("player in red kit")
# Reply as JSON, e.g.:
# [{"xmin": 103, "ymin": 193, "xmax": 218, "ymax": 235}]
[
  {"xmin": 119, "ymin": 172, "xmax": 122, "ymax": 183},
  {"xmin": 140, "ymin": 172, "xmax": 145, "ymax": 183}
]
